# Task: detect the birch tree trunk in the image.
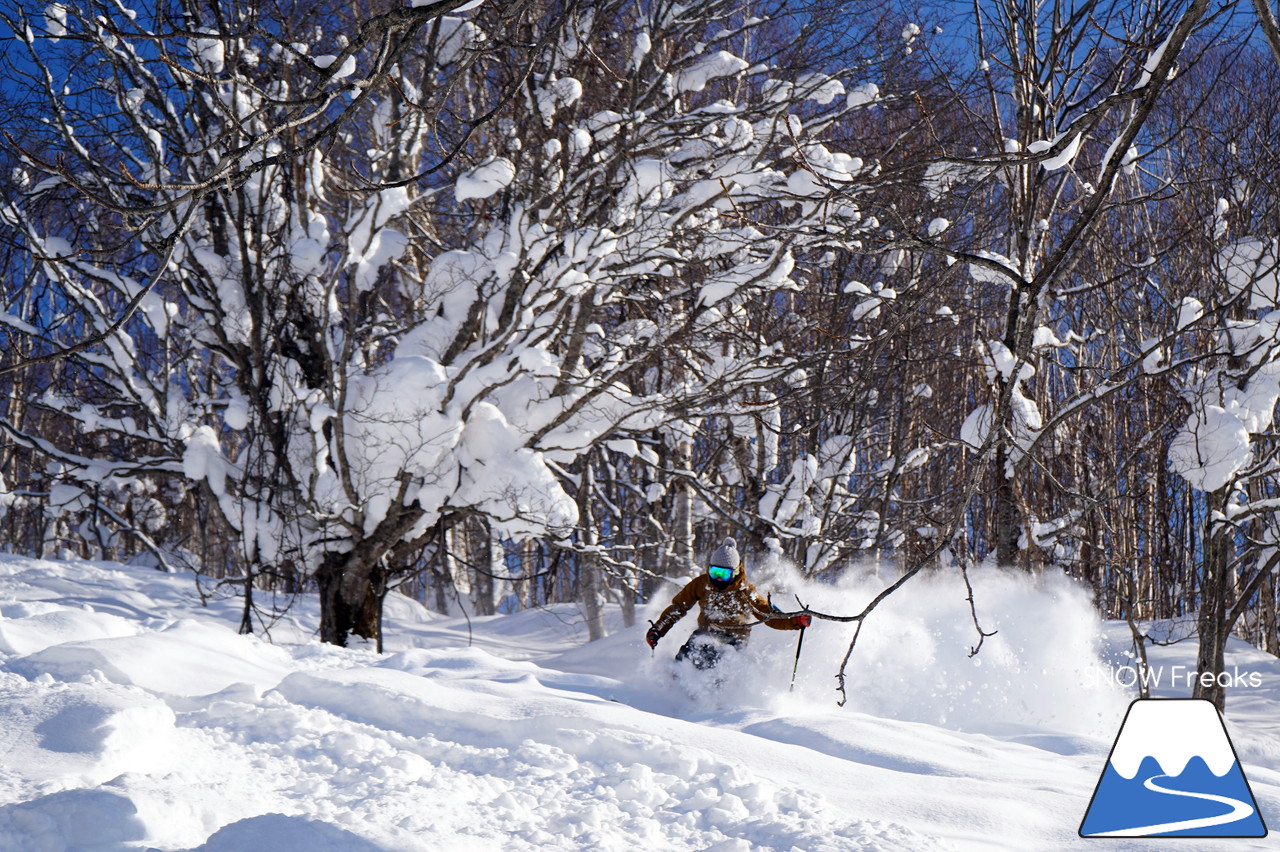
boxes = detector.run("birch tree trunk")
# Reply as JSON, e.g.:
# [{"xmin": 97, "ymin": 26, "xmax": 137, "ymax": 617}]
[
  {"xmin": 577, "ymin": 455, "xmax": 607, "ymax": 642},
  {"xmin": 669, "ymin": 436, "xmax": 696, "ymax": 579}
]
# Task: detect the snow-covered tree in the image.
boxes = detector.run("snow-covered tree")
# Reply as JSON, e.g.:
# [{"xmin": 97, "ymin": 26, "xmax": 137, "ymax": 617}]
[
  {"xmin": 0, "ymin": 0, "xmax": 890, "ymax": 646},
  {"xmin": 1149, "ymin": 45, "xmax": 1280, "ymax": 707},
  {"xmin": 840, "ymin": 0, "xmax": 1215, "ymax": 571},
  {"xmin": 425, "ymin": 0, "xmax": 894, "ymax": 632},
  {"xmin": 0, "ymin": 0, "xmax": 572, "ymax": 645}
]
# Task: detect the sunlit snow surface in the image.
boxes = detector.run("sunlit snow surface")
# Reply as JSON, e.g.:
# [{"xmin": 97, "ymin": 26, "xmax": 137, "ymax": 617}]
[{"xmin": 0, "ymin": 553, "xmax": 1278, "ymax": 850}]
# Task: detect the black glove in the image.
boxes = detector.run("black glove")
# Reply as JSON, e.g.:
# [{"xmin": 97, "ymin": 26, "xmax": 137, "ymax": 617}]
[{"xmin": 645, "ymin": 627, "xmax": 661, "ymax": 648}]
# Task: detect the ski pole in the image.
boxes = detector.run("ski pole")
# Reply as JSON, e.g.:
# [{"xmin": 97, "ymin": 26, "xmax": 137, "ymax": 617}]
[{"xmin": 789, "ymin": 625, "xmax": 806, "ymax": 692}]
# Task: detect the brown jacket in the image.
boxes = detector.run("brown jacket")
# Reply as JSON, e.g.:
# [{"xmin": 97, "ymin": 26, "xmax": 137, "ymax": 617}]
[{"xmin": 653, "ymin": 572, "xmax": 803, "ymax": 643}]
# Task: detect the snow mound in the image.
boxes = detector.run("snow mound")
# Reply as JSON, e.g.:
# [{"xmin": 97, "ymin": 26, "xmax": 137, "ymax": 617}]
[
  {"xmin": 0, "ymin": 673, "xmax": 175, "ymax": 790},
  {"xmin": 7, "ymin": 617, "xmax": 292, "ymax": 697},
  {"xmin": 0, "ymin": 603, "xmax": 138, "ymax": 655},
  {"xmin": 192, "ymin": 813, "xmax": 391, "ymax": 852},
  {"xmin": 0, "ymin": 788, "xmax": 149, "ymax": 852}
]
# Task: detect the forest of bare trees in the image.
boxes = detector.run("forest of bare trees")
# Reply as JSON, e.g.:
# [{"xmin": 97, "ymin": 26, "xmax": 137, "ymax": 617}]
[{"xmin": 2, "ymin": 0, "xmax": 1279, "ymax": 708}]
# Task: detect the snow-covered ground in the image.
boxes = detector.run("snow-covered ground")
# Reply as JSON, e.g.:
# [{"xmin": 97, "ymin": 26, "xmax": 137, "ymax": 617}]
[{"xmin": 0, "ymin": 553, "xmax": 1277, "ymax": 851}]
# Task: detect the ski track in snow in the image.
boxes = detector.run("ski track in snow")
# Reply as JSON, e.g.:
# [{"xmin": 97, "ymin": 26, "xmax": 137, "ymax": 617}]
[
  {"xmin": 0, "ymin": 554, "xmax": 1278, "ymax": 851},
  {"xmin": 1087, "ymin": 774, "xmax": 1255, "ymax": 837}
]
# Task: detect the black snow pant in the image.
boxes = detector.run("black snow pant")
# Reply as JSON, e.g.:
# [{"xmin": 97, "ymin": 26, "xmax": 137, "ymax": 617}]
[{"xmin": 675, "ymin": 628, "xmax": 745, "ymax": 671}]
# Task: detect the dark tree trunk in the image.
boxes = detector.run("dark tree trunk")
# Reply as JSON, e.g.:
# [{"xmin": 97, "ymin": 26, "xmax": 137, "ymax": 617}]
[
  {"xmin": 316, "ymin": 475, "xmax": 425, "ymax": 647},
  {"xmin": 355, "ymin": 564, "xmax": 389, "ymax": 653},
  {"xmin": 239, "ymin": 573, "xmax": 254, "ymax": 635},
  {"xmin": 316, "ymin": 554, "xmax": 387, "ymax": 649},
  {"xmin": 994, "ymin": 442, "xmax": 1021, "ymax": 568},
  {"xmin": 1193, "ymin": 490, "xmax": 1231, "ymax": 711},
  {"xmin": 317, "ymin": 552, "xmax": 366, "ymax": 647}
]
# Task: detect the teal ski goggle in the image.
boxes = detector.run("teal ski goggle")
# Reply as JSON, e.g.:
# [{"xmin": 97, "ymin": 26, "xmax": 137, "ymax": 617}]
[{"xmin": 708, "ymin": 565, "xmax": 736, "ymax": 583}]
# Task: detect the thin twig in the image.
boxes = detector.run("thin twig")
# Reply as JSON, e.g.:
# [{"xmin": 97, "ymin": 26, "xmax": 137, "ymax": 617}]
[{"xmin": 958, "ymin": 561, "xmax": 998, "ymax": 657}]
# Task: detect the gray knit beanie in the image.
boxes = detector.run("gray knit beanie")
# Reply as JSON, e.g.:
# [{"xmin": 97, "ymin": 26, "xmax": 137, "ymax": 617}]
[{"xmin": 709, "ymin": 537, "xmax": 741, "ymax": 570}]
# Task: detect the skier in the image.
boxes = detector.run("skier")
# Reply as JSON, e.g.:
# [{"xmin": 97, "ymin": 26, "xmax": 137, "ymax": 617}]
[{"xmin": 645, "ymin": 537, "xmax": 811, "ymax": 670}]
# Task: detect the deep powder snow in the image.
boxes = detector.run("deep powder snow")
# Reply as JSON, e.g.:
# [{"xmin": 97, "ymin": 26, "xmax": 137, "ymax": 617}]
[{"xmin": 0, "ymin": 554, "xmax": 1277, "ymax": 851}]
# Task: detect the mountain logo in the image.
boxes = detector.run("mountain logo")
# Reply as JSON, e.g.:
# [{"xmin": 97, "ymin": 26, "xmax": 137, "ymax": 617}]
[{"xmin": 1080, "ymin": 698, "xmax": 1267, "ymax": 838}]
